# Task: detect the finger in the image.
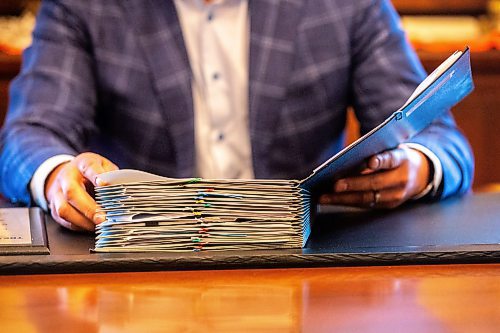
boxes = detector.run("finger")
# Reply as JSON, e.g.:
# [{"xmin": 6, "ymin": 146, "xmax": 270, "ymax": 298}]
[
  {"xmin": 77, "ymin": 156, "xmax": 117, "ymax": 186},
  {"xmin": 319, "ymin": 190, "xmax": 378, "ymax": 208},
  {"xmin": 368, "ymin": 148, "xmax": 407, "ymax": 171},
  {"xmin": 373, "ymin": 186, "xmax": 411, "ymax": 209},
  {"xmin": 49, "ymin": 195, "xmax": 79, "ymax": 231},
  {"xmin": 319, "ymin": 187, "xmax": 409, "ymax": 209},
  {"xmin": 101, "ymin": 158, "xmax": 119, "ymax": 172},
  {"xmin": 95, "ymin": 159, "xmax": 119, "ymax": 186},
  {"xmin": 59, "ymin": 176, "xmax": 102, "ymax": 224},
  {"xmin": 78, "ymin": 161, "xmax": 104, "ymax": 186},
  {"xmin": 95, "ymin": 177, "xmax": 108, "ymax": 186},
  {"xmin": 333, "ymin": 168, "xmax": 406, "ymax": 193},
  {"xmin": 50, "ymin": 190, "xmax": 95, "ymax": 231}
]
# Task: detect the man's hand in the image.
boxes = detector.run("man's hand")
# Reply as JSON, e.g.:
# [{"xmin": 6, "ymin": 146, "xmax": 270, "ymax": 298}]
[
  {"xmin": 44, "ymin": 152, "xmax": 118, "ymax": 231},
  {"xmin": 319, "ymin": 147, "xmax": 431, "ymax": 209}
]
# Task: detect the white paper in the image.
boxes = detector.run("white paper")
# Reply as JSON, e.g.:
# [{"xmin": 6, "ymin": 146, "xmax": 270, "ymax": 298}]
[
  {"xmin": 94, "ymin": 172, "xmax": 309, "ymax": 252},
  {"xmin": 0, "ymin": 208, "xmax": 32, "ymax": 245}
]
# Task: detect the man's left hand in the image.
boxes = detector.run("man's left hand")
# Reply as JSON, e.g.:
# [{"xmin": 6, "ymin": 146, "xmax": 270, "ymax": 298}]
[{"xmin": 319, "ymin": 146, "xmax": 431, "ymax": 209}]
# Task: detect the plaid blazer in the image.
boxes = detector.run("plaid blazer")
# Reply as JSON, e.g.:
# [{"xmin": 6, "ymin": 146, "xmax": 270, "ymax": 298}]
[{"xmin": 0, "ymin": 0, "xmax": 473, "ymax": 205}]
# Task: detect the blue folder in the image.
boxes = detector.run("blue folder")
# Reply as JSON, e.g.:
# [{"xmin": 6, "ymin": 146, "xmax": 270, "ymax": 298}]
[{"xmin": 300, "ymin": 47, "xmax": 474, "ymax": 193}]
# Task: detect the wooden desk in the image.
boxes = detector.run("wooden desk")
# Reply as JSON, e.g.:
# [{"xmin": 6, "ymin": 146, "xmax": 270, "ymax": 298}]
[{"xmin": 0, "ymin": 264, "xmax": 498, "ymax": 332}]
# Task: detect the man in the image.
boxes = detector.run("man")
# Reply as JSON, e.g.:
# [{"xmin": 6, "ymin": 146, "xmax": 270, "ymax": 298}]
[{"xmin": 0, "ymin": 0, "xmax": 473, "ymax": 232}]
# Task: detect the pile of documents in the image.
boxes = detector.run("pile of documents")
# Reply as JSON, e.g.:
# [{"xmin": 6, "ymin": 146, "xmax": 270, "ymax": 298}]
[{"xmin": 94, "ymin": 171, "xmax": 311, "ymax": 252}]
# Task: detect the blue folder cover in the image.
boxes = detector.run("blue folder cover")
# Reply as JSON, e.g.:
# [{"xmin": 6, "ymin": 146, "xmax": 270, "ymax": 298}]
[{"xmin": 300, "ymin": 48, "xmax": 474, "ymax": 193}]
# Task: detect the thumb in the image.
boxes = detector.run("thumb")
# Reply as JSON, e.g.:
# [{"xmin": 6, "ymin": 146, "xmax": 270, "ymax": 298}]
[
  {"xmin": 75, "ymin": 153, "xmax": 118, "ymax": 186},
  {"xmin": 368, "ymin": 148, "xmax": 407, "ymax": 171}
]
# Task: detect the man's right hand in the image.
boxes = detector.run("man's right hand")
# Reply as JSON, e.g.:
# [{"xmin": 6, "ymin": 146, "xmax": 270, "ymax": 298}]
[{"xmin": 44, "ymin": 152, "xmax": 118, "ymax": 231}]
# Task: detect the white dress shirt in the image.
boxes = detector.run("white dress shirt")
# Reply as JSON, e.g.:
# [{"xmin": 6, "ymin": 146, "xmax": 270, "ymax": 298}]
[
  {"xmin": 29, "ymin": 0, "xmax": 441, "ymax": 210},
  {"xmin": 174, "ymin": 0, "xmax": 254, "ymax": 179}
]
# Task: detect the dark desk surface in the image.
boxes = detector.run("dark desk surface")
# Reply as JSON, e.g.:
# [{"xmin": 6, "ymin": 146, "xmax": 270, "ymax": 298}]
[{"xmin": 1, "ymin": 192, "xmax": 499, "ymax": 275}]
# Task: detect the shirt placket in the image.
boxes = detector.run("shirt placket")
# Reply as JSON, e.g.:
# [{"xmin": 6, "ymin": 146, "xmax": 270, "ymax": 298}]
[{"xmin": 200, "ymin": 4, "xmax": 240, "ymax": 178}]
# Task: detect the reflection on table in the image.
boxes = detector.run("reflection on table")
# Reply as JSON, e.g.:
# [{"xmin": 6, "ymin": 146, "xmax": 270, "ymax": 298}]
[{"xmin": 1, "ymin": 264, "xmax": 499, "ymax": 333}]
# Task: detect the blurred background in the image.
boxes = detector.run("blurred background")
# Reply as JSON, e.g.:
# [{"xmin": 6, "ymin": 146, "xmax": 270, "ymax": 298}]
[{"xmin": 0, "ymin": 0, "xmax": 499, "ymax": 191}]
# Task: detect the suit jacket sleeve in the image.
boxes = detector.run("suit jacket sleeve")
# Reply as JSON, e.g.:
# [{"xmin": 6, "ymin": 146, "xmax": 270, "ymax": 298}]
[
  {"xmin": 348, "ymin": 0, "xmax": 474, "ymax": 199},
  {"xmin": 0, "ymin": 1, "xmax": 96, "ymax": 205}
]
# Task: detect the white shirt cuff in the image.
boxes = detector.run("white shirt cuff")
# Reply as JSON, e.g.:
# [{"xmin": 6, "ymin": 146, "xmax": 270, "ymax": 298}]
[
  {"xmin": 29, "ymin": 155, "xmax": 75, "ymax": 211},
  {"xmin": 401, "ymin": 143, "xmax": 443, "ymax": 200}
]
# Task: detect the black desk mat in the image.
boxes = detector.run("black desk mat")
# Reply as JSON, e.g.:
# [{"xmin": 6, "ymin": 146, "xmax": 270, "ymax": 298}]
[{"xmin": 1, "ymin": 192, "xmax": 499, "ymax": 275}]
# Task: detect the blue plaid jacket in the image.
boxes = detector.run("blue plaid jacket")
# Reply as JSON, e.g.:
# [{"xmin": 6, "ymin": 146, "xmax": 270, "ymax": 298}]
[{"xmin": 0, "ymin": 0, "xmax": 473, "ymax": 205}]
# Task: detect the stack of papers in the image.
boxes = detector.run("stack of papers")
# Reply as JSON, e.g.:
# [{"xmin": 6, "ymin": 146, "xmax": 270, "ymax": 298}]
[{"xmin": 94, "ymin": 170, "xmax": 311, "ymax": 252}]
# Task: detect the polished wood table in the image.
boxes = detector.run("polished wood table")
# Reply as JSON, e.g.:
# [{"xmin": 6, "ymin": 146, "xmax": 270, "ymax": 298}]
[{"xmin": 1, "ymin": 264, "xmax": 498, "ymax": 332}]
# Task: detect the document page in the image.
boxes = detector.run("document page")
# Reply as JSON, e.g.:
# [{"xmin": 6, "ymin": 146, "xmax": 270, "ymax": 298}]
[{"xmin": 0, "ymin": 208, "xmax": 32, "ymax": 245}]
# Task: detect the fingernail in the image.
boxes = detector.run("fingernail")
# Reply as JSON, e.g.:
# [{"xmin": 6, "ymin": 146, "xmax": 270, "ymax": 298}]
[
  {"xmin": 334, "ymin": 180, "xmax": 348, "ymax": 192},
  {"xmin": 95, "ymin": 177, "xmax": 106, "ymax": 186},
  {"xmin": 370, "ymin": 157, "xmax": 380, "ymax": 170},
  {"xmin": 94, "ymin": 213, "xmax": 106, "ymax": 224},
  {"xmin": 319, "ymin": 195, "xmax": 331, "ymax": 204}
]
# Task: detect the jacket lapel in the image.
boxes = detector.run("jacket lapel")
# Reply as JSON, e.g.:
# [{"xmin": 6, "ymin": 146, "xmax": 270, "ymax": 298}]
[
  {"xmin": 121, "ymin": 0, "xmax": 195, "ymax": 177},
  {"xmin": 248, "ymin": 0, "xmax": 305, "ymax": 177}
]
